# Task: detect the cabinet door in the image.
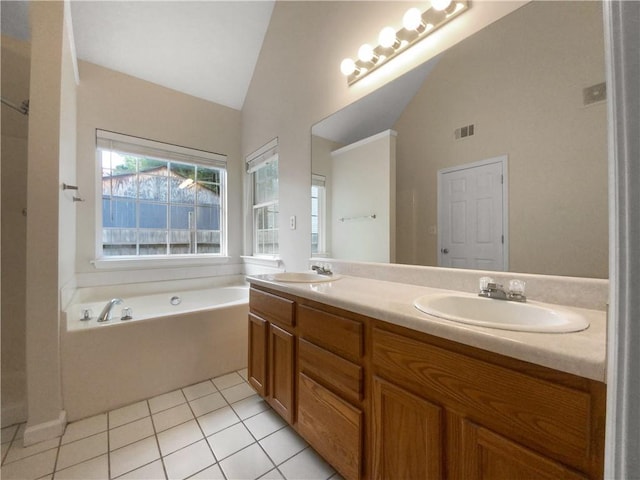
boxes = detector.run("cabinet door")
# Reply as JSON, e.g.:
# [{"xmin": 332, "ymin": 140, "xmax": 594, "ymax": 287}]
[
  {"xmin": 298, "ymin": 373, "xmax": 363, "ymax": 480},
  {"xmin": 248, "ymin": 313, "xmax": 268, "ymax": 397},
  {"xmin": 269, "ymin": 323, "xmax": 295, "ymax": 423},
  {"xmin": 461, "ymin": 419, "xmax": 587, "ymax": 480},
  {"xmin": 372, "ymin": 376, "xmax": 444, "ymax": 480}
]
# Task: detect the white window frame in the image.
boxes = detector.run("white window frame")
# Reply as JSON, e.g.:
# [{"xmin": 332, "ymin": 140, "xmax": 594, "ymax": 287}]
[
  {"xmin": 246, "ymin": 138, "xmax": 279, "ymax": 258},
  {"xmin": 311, "ymin": 174, "xmax": 327, "ymax": 255},
  {"xmin": 94, "ymin": 129, "xmax": 228, "ymax": 268}
]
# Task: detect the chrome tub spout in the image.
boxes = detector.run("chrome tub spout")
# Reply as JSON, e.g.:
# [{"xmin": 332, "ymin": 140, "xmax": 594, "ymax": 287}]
[{"xmin": 97, "ymin": 298, "xmax": 123, "ymax": 322}]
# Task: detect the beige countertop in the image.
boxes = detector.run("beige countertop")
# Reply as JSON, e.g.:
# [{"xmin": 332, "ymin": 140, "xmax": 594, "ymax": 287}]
[{"xmin": 247, "ymin": 274, "xmax": 607, "ymax": 383}]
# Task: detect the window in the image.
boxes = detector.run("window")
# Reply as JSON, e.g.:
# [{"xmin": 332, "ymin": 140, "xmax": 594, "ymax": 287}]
[
  {"xmin": 247, "ymin": 139, "xmax": 279, "ymax": 256},
  {"xmin": 311, "ymin": 174, "xmax": 326, "ymax": 254},
  {"xmin": 98, "ymin": 130, "xmax": 227, "ymax": 258}
]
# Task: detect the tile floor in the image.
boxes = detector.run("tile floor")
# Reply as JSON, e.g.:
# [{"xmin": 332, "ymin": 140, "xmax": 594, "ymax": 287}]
[{"xmin": 1, "ymin": 369, "xmax": 344, "ymax": 480}]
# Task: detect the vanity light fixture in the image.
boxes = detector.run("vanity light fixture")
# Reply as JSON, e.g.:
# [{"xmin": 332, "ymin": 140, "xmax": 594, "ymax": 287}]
[{"xmin": 340, "ymin": 0, "xmax": 469, "ymax": 85}]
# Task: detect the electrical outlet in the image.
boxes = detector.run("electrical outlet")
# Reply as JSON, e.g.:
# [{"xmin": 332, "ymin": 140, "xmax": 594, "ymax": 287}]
[{"xmin": 289, "ymin": 215, "xmax": 296, "ymax": 230}]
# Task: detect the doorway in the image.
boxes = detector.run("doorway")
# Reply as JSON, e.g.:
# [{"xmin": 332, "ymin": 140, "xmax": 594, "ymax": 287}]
[{"xmin": 437, "ymin": 156, "xmax": 508, "ymax": 271}]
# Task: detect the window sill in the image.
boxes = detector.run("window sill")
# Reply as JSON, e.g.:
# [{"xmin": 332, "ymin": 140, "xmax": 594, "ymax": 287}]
[
  {"xmin": 241, "ymin": 255, "xmax": 283, "ymax": 268},
  {"xmin": 92, "ymin": 255, "xmax": 232, "ymax": 270}
]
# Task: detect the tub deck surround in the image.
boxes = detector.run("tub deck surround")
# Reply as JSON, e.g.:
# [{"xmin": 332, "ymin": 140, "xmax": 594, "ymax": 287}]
[{"xmin": 246, "ymin": 274, "xmax": 607, "ymax": 382}]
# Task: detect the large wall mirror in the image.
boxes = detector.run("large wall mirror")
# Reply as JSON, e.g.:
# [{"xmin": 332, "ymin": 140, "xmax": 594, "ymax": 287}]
[{"xmin": 311, "ymin": 1, "xmax": 607, "ymax": 279}]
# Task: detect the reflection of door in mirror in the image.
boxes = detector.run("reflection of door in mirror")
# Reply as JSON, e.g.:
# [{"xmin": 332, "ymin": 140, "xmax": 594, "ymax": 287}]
[{"xmin": 438, "ymin": 156, "xmax": 507, "ymax": 271}]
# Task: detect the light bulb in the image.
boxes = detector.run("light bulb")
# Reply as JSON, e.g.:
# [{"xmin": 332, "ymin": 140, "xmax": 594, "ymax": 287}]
[
  {"xmin": 431, "ymin": 0, "xmax": 452, "ymax": 11},
  {"xmin": 340, "ymin": 58, "xmax": 357, "ymax": 76},
  {"xmin": 378, "ymin": 26, "xmax": 399, "ymax": 49},
  {"xmin": 403, "ymin": 7, "xmax": 424, "ymax": 31},
  {"xmin": 358, "ymin": 43, "xmax": 377, "ymax": 63}
]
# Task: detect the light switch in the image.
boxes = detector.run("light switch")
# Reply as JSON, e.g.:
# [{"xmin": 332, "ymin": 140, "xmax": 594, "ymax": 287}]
[{"xmin": 289, "ymin": 215, "xmax": 296, "ymax": 230}]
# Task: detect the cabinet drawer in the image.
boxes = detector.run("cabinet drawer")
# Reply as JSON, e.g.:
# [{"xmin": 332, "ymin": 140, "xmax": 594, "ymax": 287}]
[
  {"xmin": 299, "ymin": 338, "xmax": 363, "ymax": 404},
  {"xmin": 250, "ymin": 288, "xmax": 295, "ymax": 327},
  {"xmin": 298, "ymin": 373, "xmax": 363, "ymax": 480},
  {"xmin": 372, "ymin": 327, "xmax": 594, "ymax": 471},
  {"xmin": 298, "ymin": 305, "xmax": 363, "ymax": 361}
]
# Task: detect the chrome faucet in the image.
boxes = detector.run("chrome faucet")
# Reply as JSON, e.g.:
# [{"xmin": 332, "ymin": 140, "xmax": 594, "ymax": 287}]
[
  {"xmin": 311, "ymin": 264, "xmax": 333, "ymax": 276},
  {"xmin": 478, "ymin": 277, "xmax": 527, "ymax": 303},
  {"xmin": 97, "ymin": 298, "xmax": 123, "ymax": 322}
]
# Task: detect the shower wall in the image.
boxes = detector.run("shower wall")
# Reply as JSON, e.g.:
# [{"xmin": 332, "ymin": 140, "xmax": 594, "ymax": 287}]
[{"xmin": 1, "ymin": 34, "xmax": 31, "ymax": 426}]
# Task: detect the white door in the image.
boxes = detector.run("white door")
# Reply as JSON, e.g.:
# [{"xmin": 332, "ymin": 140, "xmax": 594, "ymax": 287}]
[{"xmin": 437, "ymin": 156, "xmax": 507, "ymax": 271}]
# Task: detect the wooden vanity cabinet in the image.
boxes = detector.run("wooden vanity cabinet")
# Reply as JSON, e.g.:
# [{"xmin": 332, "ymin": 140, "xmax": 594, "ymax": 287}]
[
  {"xmin": 248, "ymin": 287, "xmax": 296, "ymax": 424},
  {"xmin": 248, "ymin": 286, "xmax": 606, "ymax": 480},
  {"xmin": 297, "ymin": 304, "xmax": 366, "ymax": 480}
]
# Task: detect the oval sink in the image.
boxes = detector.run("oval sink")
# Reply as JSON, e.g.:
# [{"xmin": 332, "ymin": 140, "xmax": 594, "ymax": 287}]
[
  {"xmin": 414, "ymin": 292, "xmax": 589, "ymax": 333},
  {"xmin": 268, "ymin": 272, "xmax": 340, "ymax": 283}
]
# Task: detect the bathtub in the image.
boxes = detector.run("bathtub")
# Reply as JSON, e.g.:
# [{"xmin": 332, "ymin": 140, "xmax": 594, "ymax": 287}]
[{"xmin": 61, "ymin": 280, "xmax": 249, "ymax": 421}]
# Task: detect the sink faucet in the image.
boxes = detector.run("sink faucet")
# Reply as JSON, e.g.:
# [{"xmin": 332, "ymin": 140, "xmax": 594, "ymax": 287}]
[
  {"xmin": 97, "ymin": 298, "xmax": 123, "ymax": 322},
  {"xmin": 478, "ymin": 277, "xmax": 526, "ymax": 303},
  {"xmin": 311, "ymin": 264, "xmax": 333, "ymax": 276}
]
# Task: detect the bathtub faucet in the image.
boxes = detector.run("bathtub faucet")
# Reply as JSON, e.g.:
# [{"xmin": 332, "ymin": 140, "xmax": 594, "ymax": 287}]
[{"xmin": 97, "ymin": 298, "xmax": 123, "ymax": 322}]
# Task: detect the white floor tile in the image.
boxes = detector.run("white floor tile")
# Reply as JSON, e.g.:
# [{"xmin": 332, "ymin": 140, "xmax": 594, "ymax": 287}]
[
  {"xmin": 110, "ymin": 437, "xmax": 160, "ymax": 479},
  {"xmin": 243, "ymin": 409, "xmax": 286, "ymax": 440},
  {"xmin": 2, "ymin": 442, "xmax": 10, "ymax": 461},
  {"xmin": 207, "ymin": 423, "xmax": 254, "ymax": 461},
  {"xmin": 0, "ymin": 448, "xmax": 57, "ymax": 480},
  {"xmin": 188, "ymin": 463, "xmax": 225, "ymax": 479},
  {"xmin": 157, "ymin": 420, "xmax": 204, "ymax": 456},
  {"xmin": 329, "ymin": 472, "xmax": 346, "ymax": 480},
  {"xmin": 152, "ymin": 403, "xmax": 194, "ymax": 433},
  {"xmin": 278, "ymin": 448, "xmax": 334, "ymax": 480},
  {"xmin": 15, "ymin": 424, "xmax": 25, "ymax": 440},
  {"xmin": 259, "ymin": 426, "xmax": 307, "ymax": 466},
  {"xmin": 259, "ymin": 468, "xmax": 285, "ymax": 480},
  {"xmin": 220, "ymin": 383, "xmax": 256, "ymax": 404},
  {"xmin": 56, "ymin": 432, "xmax": 108, "ymax": 471},
  {"xmin": 182, "ymin": 381, "xmax": 217, "ymax": 402},
  {"xmin": 53, "ymin": 454, "xmax": 108, "ymax": 480},
  {"xmin": 231, "ymin": 394, "xmax": 270, "ymax": 420},
  {"xmin": 189, "ymin": 392, "xmax": 226, "ymax": 418},
  {"xmin": 116, "ymin": 459, "xmax": 166, "ymax": 480},
  {"xmin": 61, "ymin": 414, "xmax": 108, "ymax": 445},
  {"xmin": 149, "ymin": 390, "xmax": 186, "ymax": 414},
  {"xmin": 212, "ymin": 372, "xmax": 245, "ymax": 391},
  {"xmin": 4, "ymin": 437, "xmax": 59, "ymax": 464},
  {"xmin": 219, "ymin": 444, "xmax": 275, "ymax": 480},
  {"xmin": 237, "ymin": 368, "xmax": 249, "ymax": 381},
  {"xmin": 163, "ymin": 439, "xmax": 215, "ymax": 480},
  {"xmin": 109, "ymin": 401, "xmax": 150, "ymax": 429},
  {"xmin": 197, "ymin": 406, "xmax": 240, "ymax": 437},
  {"xmin": 109, "ymin": 416, "xmax": 155, "ymax": 450}
]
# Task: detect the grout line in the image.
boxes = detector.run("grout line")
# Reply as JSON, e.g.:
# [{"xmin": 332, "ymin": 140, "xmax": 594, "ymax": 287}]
[{"xmin": 147, "ymin": 399, "xmax": 169, "ymax": 480}]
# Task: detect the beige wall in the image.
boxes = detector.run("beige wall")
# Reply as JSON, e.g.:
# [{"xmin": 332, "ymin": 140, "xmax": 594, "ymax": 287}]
[
  {"xmin": 75, "ymin": 61, "xmax": 243, "ymax": 281},
  {"xmin": 24, "ymin": 0, "xmax": 74, "ymax": 441},
  {"xmin": 242, "ymin": 1, "xmax": 525, "ymax": 272},
  {"xmin": 1, "ymin": 34, "xmax": 31, "ymax": 425},
  {"xmin": 394, "ymin": 1, "xmax": 607, "ymax": 278}
]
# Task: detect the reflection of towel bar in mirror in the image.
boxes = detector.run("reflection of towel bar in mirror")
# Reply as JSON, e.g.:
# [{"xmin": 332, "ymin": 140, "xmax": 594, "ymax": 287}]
[{"xmin": 339, "ymin": 214, "xmax": 376, "ymax": 222}]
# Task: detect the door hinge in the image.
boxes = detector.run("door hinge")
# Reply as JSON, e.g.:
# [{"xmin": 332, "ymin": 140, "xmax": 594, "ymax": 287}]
[
  {"xmin": 501, "ymin": 174, "xmax": 504, "ymax": 184},
  {"xmin": 502, "ymin": 235, "xmax": 504, "ymax": 244}
]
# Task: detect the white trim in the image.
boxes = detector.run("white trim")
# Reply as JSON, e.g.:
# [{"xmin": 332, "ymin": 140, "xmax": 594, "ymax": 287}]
[
  {"xmin": 246, "ymin": 138, "xmax": 279, "ymax": 173},
  {"xmin": 23, "ymin": 410, "xmax": 67, "ymax": 446},
  {"xmin": 241, "ymin": 255, "xmax": 283, "ymax": 268},
  {"xmin": 92, "ymin": 255, "xmax": 232, "ymax": 270},
  {"xmin": 331, "ymin": 129, "xmax": 397, "ymax": 157},
  {"xmin": 63, "ymin": 0, "xmax": 79, "ymax": 85},
  {"xmin": 604, "ymin": 1, "xmax": 640, "ymax": 478},
  {"xmin": 437, "ymin": 155, "xmax": 509, "ymax": 271}
]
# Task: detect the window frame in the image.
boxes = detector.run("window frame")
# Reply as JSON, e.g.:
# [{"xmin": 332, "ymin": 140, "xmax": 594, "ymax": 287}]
[
  {"xmin": 246, "ymin": 138, "xmax": 279, "ymax": 258},
  {"xmin": 94, "ymin": 129, "xmax": 228, "ymax": 267},
  {"xmin": 311, "ymin": 174, "xmax": 326, "ymax": 255}
]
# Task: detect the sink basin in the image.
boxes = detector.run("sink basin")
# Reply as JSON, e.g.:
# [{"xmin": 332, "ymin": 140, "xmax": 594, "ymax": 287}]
[
  {"xmin": 268, "ymin": 272, "xmax": 340, "ymax": 283},
  {"xmin": 414, "ymin": 292, "xmax": 589, "ymax": 333}
]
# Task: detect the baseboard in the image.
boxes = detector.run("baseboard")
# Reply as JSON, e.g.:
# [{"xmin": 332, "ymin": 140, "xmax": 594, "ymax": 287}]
[
  {"xmin": 1, "ymin": 402, "xmax": 27, "ymax": 428},
  {"xmin": 23, "ymin": 410, "xmax": 67, "ymax": 446}
]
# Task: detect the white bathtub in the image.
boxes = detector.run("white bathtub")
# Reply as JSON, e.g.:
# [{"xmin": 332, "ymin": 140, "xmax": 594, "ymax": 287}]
[{"xmin": 61, "ymin": 280, "xmax": 249, "ymax": 421}]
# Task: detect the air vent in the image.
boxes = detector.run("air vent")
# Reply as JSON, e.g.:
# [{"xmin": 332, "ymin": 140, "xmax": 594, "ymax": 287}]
[{"xmin": 455, "ymin": 123, "xmax": 475, "ymax": 140}]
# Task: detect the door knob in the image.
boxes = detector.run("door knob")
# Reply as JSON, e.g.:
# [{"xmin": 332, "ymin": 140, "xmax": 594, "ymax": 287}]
[{"xmin": 441, "ymin": 248, "xmax": 449, "ymax": 254}]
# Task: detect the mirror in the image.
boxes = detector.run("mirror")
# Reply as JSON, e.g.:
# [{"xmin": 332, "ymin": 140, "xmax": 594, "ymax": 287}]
[{"xmin": 312, "ymin": 1, "xmax": 608, "ymax": 278}]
